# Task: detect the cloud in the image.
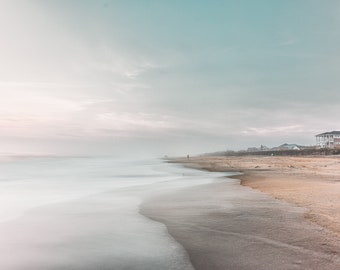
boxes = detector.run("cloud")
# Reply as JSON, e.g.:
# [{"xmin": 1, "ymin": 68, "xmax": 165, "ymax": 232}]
[
  {"xmin": 0, "ymin": 81, "xmax": 97, "ymax": 89},
  {"xmin": 242, "ymin": 125, "xmax": 304, "ymax": 136},
  {"xmin": 1, "ymin": 1, "xmax": 340, "ymax": 155}
]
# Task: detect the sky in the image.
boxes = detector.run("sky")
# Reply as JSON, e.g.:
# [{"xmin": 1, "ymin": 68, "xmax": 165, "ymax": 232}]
[{"xmin": 0, "ymin": 0, "xmax": 340, "ymax": 157}]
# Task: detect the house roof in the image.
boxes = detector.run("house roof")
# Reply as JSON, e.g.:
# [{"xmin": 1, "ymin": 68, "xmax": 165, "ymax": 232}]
[
  {"xmin": 279, "ymin": 143, "xmax": 298, "ymax": 147},
  {"xmin": 316, "ymin": 131, "xmax": 340, "ymax": 136},
  {"xmin": 278, "ymin": 143, "xmax": 300, "ymax": 149}
]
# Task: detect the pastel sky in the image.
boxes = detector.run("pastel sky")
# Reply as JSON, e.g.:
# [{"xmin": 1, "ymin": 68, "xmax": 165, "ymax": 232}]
[{"xmin": 1, "ymin": 0, "xmax": 340, "ymax": 156}]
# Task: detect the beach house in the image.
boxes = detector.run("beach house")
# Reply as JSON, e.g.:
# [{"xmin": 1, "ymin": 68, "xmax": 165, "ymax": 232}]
[{"xmin": 315, "ymin": 131, "xmax": 340, "ymax": 149}]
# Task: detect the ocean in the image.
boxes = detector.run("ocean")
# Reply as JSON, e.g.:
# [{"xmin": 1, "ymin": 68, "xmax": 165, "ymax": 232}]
[{"xmin": 0, "ymin": 156, "xmax": 229, "ymax": 270}]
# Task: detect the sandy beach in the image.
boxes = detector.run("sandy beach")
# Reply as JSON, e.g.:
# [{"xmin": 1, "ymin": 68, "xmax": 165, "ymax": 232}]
[
  {"xmin": 174, "ymin": 155, "xmax": 340, "ymax": 235},
  {"xmin": 141, "ymin": 155, "xmax": 340, "ymax": 269}
]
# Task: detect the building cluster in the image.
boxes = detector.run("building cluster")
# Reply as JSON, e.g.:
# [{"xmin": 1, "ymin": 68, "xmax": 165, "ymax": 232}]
[
  {"xmin": 246, "ymin": 130, "xmax": 340, "ymax": 152},
  {"xmin": 247, "ymin": 143, "xmax": 305, "ymax": 152}
]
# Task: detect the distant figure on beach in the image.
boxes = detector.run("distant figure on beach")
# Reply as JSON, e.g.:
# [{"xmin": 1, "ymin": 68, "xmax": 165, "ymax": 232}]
[{"xmin": 187, "ymin": 154, "xmax": 190, "ymax": 159}]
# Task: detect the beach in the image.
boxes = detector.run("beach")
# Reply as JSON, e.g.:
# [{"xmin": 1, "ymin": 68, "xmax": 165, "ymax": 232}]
[
  {"xmin": 173, "ymin": 155, "xmax": 340, "ymax": 235},
  {"xmin": 2, "ymin": 155, "xmax": 340, "ymax": 269},
  {"xmin": 141, "ymin": 155, "xmax": 340, "ymax": 269}
]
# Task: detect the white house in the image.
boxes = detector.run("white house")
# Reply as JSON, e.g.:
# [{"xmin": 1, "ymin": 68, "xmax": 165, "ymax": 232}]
[{"xmin": 316, "ymin": 131, "xmax": 340, "ymax": 149}]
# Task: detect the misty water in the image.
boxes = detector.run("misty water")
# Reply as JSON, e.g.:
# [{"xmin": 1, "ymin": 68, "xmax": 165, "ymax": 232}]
[{"xmin": 0, "ymin": 156, "xmax": 231, "ymax": 270}]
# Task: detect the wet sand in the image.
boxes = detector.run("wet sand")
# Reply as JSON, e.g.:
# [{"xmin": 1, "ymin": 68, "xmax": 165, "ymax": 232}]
[
  {"xmin": 141, "ymin": 156, "xmax": 340, "ymax": 269},
  {"xmin": 175, "ymin": 155, "xmax": 340, "ymax": 235}
]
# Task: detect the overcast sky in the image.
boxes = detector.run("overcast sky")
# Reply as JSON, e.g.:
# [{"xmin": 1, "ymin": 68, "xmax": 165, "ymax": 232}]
[{"xmin": 0, "ymin": 0, "xmax": 339, "ymax": 156}]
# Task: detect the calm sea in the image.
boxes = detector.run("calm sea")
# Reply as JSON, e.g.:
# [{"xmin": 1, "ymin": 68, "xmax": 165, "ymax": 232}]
[{"xmin": 0, "ymin": 156, "xmax": 227, "ymax": 270}]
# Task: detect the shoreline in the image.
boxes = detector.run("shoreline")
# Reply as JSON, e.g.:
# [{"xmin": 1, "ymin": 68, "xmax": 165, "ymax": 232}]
[
  {"xmin": 170, "ymin": 155, "xmax": 340, "ymax": 235},
  {"xmin": 141, "ymin": 160, "xmax": 340, "ymax": 269}
]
